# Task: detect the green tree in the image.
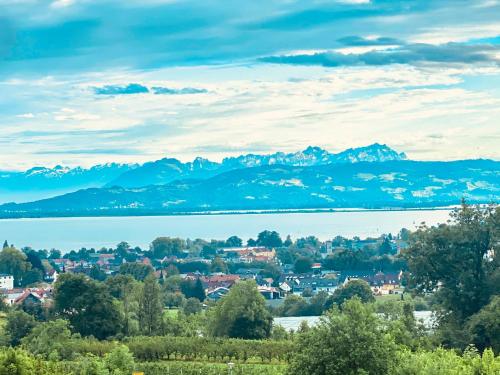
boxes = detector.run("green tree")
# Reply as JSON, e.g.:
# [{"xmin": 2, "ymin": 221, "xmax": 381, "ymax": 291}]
[
  {"xmin": 54, "ymin": 273, "xmax": 122, "ymax": 340},
  {"xmin": 467, "ymin": 296, "xmax": 500, "ymax": 353},
  {"xmin": 327, "ymin": 279, "xmax": 375, "ymax": 308},
  {"xmin": 89, "ymin": 265, "xmax": 107, "ymax": 281},
  {"xmin": 22, "ymin": 319, "xmax": 72, "ymax": 359},
  {"xmin": 210, "ymin": 257, "xmax": 228, "ymax": 273},
  {"xmin": 182, "ymin": 297, "xmax": 202, "ymax": 315},
  {"xmin": 405, "ymin": 203, "xmax": 499, "ymax": 348},
  {"xmin": 287, "ymin": 298, "xmax": 397, "ymax": 375},
  {"xmin": 208, "ymin": 280, "xmax": 272, "ymax": 339},
  {"xmin": 138, "ymin": 274, "xmax": 163, "ymax": 335},
  {"xmin": 225, "ymin": 236, "xmax": 243, "ymax": 247},
  {"xmin": 256, "ymin": 230, "xmax": 283, "ymax": 248},
  {"xmin": 151, "ymin": 237, "xmax": 185, "ymax": 259},
  {"xmin": 103, "ymin": 345, "xmax": 135, "ymax": 375},
  {"xmin": 118, "ymin": 262, "xmax": 153, "ymax": 281},
  {"xmin": 4, "ymin": 310, "xmax": 37, "ymax": 346},
  {"xmin": 0, "ymin": 247, "xmax": 31, "ymax": 287},
  {"xmin": 181, "ymin": 278, "xmax": 207, "ymax": 301},
  {"xmin": 294, "ymin": 256, "xmax": 313, "ymax": 274}
]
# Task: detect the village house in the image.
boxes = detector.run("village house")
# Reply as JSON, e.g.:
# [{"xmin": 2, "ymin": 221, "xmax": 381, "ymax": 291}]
[{"xmin": 0, "ymin": 273, "xmax": 14, "ymax": 289}]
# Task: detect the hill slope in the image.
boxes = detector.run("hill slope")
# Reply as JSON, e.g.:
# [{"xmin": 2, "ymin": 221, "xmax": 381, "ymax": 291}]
[{"xmin": 1, "ymin": 159, "xmax": 497, "ymax": 218}]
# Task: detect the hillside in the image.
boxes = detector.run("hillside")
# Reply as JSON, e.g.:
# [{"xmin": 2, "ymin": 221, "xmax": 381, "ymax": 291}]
[{"xmin": 0, "ymin": 159, "xmax": 497, "ymax": 218}]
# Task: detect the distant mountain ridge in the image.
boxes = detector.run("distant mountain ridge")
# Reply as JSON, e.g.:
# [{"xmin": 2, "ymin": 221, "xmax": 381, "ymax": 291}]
[
  {"xmin": 1, "ymin": 159, "xmax": 498, "ymax": 218},
  {"xmin": 0, "ymin": 143, "xmax": 406, "ymax": 203}
]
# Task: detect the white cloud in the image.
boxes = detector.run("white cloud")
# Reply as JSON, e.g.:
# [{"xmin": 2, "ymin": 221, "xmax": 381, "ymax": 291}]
[
  {"xmin": 50, "ymin": 0, "xmax": 75, "ymax": 9},
  {"xmin": 410, "ymin": 24, "xmax": 500, "ymax": 44},
  {"xmin": 1, "ymin": 63, "xmax": 500, "ymax": 169},
  {"xmin": 16, "ymin": 113, "xmax": 35, "ymax": 118}
]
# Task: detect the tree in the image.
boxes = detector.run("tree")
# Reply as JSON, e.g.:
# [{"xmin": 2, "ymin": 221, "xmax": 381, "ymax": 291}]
[
  {"xmin": 467, "ymin": 296, "xmax": 500, "ymax": 353},
  {"xmin": 103, "ymin": 345, "xmax": 135, "ymax": 375},
  {"xmin": 54, "ymin": 273, "xmax": 122, "ymax": 340},
  {"xmin": 378, "ymin": 237, "xmax": 394, "ymax": 255},
  {"xmin": 89, "ymin": 265, "xmax": 107, "ymax": 281},
  {"xmin": 327, "ymin": 279, "xmax": 374, "ymax": 308},
  {"xmin": 22, "ymin": 319, "xmax": 72, "ymax": 359},
  {"xmin": 208, "ymin": 280, "xmax": 272, "ymax": 339},
  {"xmin": 115, "ymin": 241, "xmax": 131, "ymax": 258},
  {"xmin": 182, "ymin": 297, "xmax": 202, "ymax": 315},
  {"xmin": 0, "ymin": 246, "xmax": 31, "ymax": 287},
  {"xmin": 21, "ymin": 269, "xmax": 43, "ymax": 286},
  {"xmin": 404, "ymin": 203, "xmax": 499, "ymax": 348},
  {"xmin": 151, "ymin": 237, "xmax": 185, "ymax": 259},
  {"xmin": 210, "ymin": 257, "xmax": 228, "ymax": 273},
  {"xmin": 256, "ymin": 230, "xmax": 283, "ymax": 248},
  {"xmin": 4, "ymin": 310, "xmax": 37, "ymax": 346},
  {"xmin": 48, "ymin": 249, "xmax": 62, "ymax": 259},
  {"xmin": 118, "ymin": 262, "xmax": 153, "ymax": 281},
  {"xmin": 105, "ymin": 275, "xmax": 140, "ymax": 336},
  {"xmin": 294, "ymin": 256, "xmax": 313, "ymax": 274},
  {"xmin": 192, "ymin": 278, "xmax": 206, "ymax": 301},
  {"xmin": 287, "ymin": 298, "xmax": 397, "ymax": 375},
  {"xmin": 225, "ymin": 236, "xmax": 243, "ymax": 247},
  {"xmin": 25, "ymin": 250, "xmax": 45, "ymax": 275},
  {"xmin": 284, "ymin": 235, "xmax": 293, "ymax": 247},
  {"xmin": 138, "ymin": 274, "xmax": 163, "ymax": 335}
]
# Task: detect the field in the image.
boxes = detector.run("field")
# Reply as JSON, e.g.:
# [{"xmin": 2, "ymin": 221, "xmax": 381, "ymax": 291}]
[{"xmin": 137, "ymin": 361, "xmax": 286, "ymax": 375}]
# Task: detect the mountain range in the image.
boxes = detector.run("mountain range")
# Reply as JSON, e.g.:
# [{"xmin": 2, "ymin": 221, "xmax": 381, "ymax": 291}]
[
  {"xmin": 0, "ymin": 157, "xmax": 498, "ymax": 219},
  {"xmin": 0, "ymin": 143, "xmax": 406, "ymax": 203}
]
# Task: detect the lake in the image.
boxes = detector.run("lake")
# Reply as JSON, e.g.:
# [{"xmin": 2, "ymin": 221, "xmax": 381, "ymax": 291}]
[
  {"xmin": 275, "ymin": 311, "xmax": 435, "ymax": 331},
  {"xmin": 0, "ymin": 209, "xmax": 452, "ymax": 252}
]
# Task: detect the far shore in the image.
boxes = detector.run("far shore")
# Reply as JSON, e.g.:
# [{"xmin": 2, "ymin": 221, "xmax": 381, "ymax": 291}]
[{"xmin": 0, "ymin": 205, "xmax": 461, "ymax": 221}]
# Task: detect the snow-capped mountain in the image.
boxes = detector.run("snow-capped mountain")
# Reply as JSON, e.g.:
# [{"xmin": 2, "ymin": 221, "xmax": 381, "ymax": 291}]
[
  {"xmin": 1, "ymin": 159, "xmax": 498, "ymax": 218},
  {"xmin": 0, "ymin": 144, "xmax": 407, "ymax": 203}
]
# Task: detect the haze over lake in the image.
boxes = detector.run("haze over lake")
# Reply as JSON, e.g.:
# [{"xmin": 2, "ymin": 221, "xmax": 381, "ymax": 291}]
[{"xmin": 0, "ymin": 209, "xmax": 451, "ymax": 252}]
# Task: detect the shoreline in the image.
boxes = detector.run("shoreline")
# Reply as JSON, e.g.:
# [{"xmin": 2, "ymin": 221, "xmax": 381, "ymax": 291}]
[{"xmin": 0, "ymin": 205, "xmax": 459, "ymax": 221}]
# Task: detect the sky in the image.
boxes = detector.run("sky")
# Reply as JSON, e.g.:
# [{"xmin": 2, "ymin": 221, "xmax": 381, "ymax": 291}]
[{"xmin": 1, "ymin": 0, "xmax": 500, "ymax": 170}]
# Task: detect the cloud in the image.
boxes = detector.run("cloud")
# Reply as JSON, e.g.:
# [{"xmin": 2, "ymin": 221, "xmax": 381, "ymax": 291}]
[
  {"xmin": 337, "ymin": 35, "xmax": 402, "ymax": 46},
  {"xmin": 260, "ymin": 42, "xmax": 500, "ymax": 67},
  {"xmin": 93, "ymin": 83, "xmax": 207, "ymax": 96},
  {"xmin": 16, "ymin": 113, "xmax": 35, "ymax": 118},
  {"xmin": 152, "ymin": 87, "xmax": 208, "ymax": 95},
  {"xmin": 94, "ymin": 83, "xmax": 149, "ymax": 95}
]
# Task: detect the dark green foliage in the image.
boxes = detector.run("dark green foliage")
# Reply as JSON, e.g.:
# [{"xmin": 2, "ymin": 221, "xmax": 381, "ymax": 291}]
[
  {"xmin": 0, "ymin": 246, "xmax": 31, "ymax": 287},
  {"xmin": 180, "ymin": 278, "xmax": 206, "ymax": 301},
  {"xmin": 225, "ymin": 235, "xmax": 243, "ymax": 247},
  {"xmin": 182, "ymin": 298, "xmax": 202, "ymax": 315},
  {"xmin": 293, "ymin": 256, "xmax": 313, "ymax": 274},
  {"xmin": 138, "ymin": 274, "xmax": 163, "ymax": 335},
  {"xmin": 467, "ymin": 296, "xmax": 500, "ymax": 353},
  {"xmin": 210, "ymin": 256, "xmax": 228, "ymax": 273},
  {"xmin": 151, "ymin": 237, "xmax": 185, "ymax": 259},
  {"xmin": 53, "ymin": 273, "xmax": 122, "ymax": 340},
  {"xmin": 208, "ymin": 280, "xmax": 272, "ymax": 340},
  {"xmin": 118, "ymin": 262, "xmax": 153, "ymax": 281},
  {"xmin": 4, "ymin": 310, "xmax": 37, "ymax": 346},
  {"xmin": 405, "ymin": 203, "xmax": 499, "ymax": 349},
  {"xmin": 257, "ymin": 231, "xmax": 283, "ymax": 248},
  {"xmin": 89, "ymin": 265, "xmax": 107, "ymax": 281},
  {"xmin": 287, "ymin": 298, "xmax": 397, "ymax": 375},
  {"xmin": 326, "ymin": 279, "xmax": 375, "ymax": 308}
]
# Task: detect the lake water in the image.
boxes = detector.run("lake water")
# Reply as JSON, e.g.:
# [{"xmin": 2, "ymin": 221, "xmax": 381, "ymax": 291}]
[
  {"xmin": 275, "ymin": 311, "xmax": 435, "ymax": 331},
  {"xmin": 0, "ymin": 209, "xmax": 452, "ymax": 252}
]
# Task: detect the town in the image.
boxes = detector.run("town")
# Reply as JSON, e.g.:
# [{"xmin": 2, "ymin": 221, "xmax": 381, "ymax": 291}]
[{"xmin": 1, "ymin": 230, "xmax": 408, "ymax": 313}]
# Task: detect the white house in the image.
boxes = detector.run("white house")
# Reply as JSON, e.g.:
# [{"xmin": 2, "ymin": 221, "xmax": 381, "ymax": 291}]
[{"xmin": 0, "ymin": 274, "xmax": 14, "ymax": 290}]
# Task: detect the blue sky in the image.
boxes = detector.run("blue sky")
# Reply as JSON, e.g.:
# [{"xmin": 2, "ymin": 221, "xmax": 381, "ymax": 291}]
[{"xmin": 1, "ymin": 0, "xmax": 500, "ymax": 170}]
